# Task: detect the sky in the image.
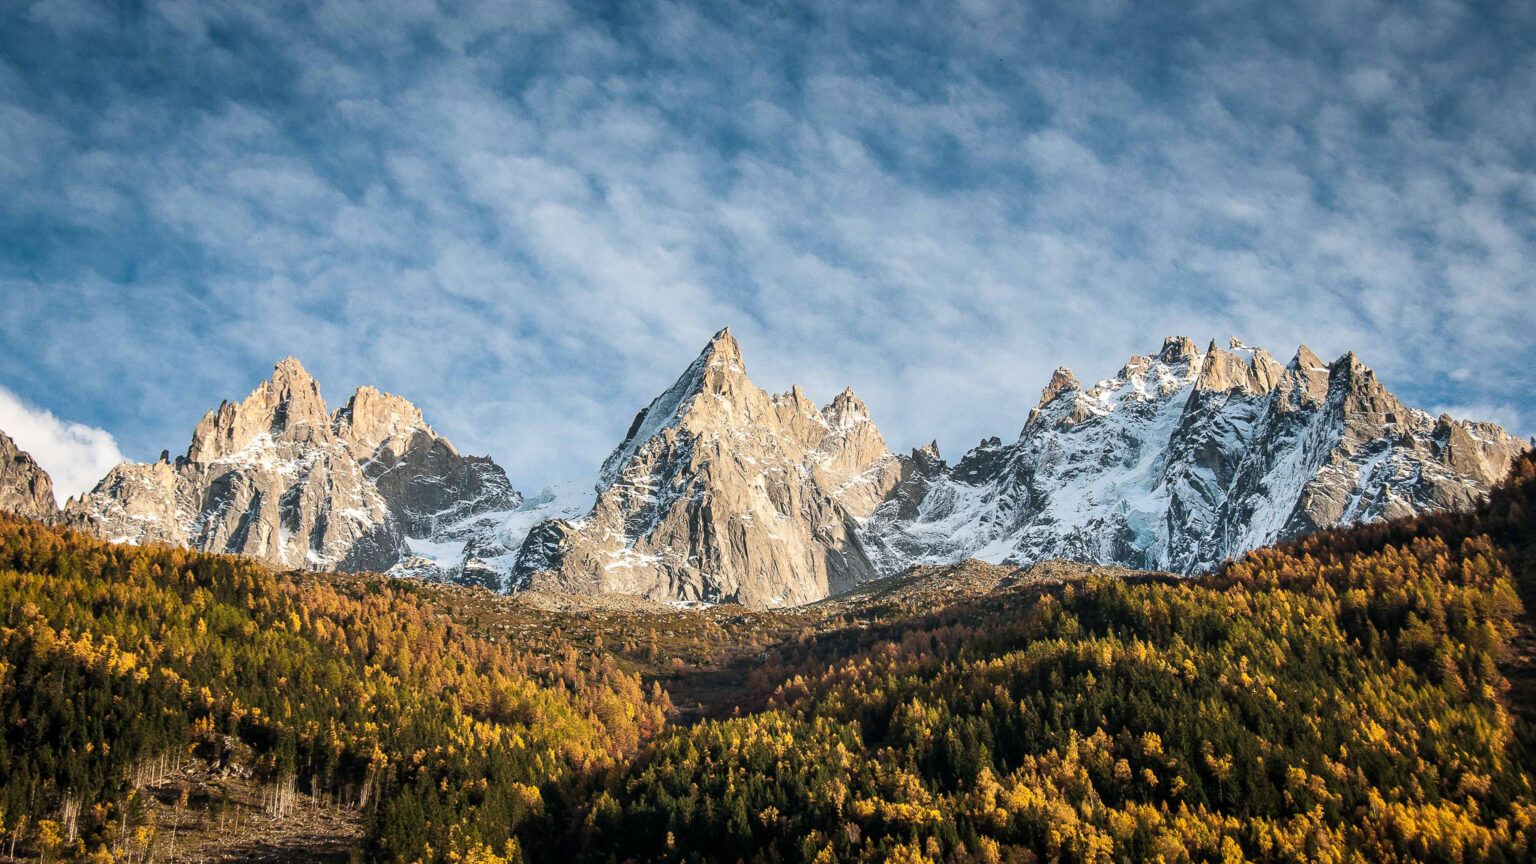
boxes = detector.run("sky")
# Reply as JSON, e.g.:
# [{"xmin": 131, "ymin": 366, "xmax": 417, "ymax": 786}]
[{"xmin": 1, "ymin": 0, "xmax": 1534, "ymax": 500}]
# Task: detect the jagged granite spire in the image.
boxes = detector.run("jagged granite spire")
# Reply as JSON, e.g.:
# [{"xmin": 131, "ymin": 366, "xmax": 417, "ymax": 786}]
[
  {"xmin": 861, "ymin": 336, "xmax": 1530, "ymax": 577},
  {"xmin": 1038, "ymin": 367, "xmax": 1081, "ymax": 407},
  {"xmin": 187, "ymin": 356, "xmax": 330, "ymax": 462},
  {"xmin": 1158, "ymin": 335, "xmax": 1201, "ymax": 366},
  {"xmin": 600, "ymin": 327, "xmax": 747, "ymax": 485},
  {"xmin": 67, "ymin": 359, "xmax": 521, "ymax": 583},
  {"xmin": 0, "ymin": 430, "xmax": 60, "ymax": 523},
  {"xmin": 1194, "ymin": 339, "xmax": 1284, "ymax": 394},
  {"xmin": 515, "ymin": 329, "xmax": 903, "ymax": 608}
]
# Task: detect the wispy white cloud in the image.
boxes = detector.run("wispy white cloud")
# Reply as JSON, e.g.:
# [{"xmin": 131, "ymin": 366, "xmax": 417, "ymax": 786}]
[
  {"xmin": 0, "ymin": 0, "xmax": 1532, "ymax": 490},
  {"xmin": 0, "ymin": 385, "xmax": 124, "ymax": 504}
]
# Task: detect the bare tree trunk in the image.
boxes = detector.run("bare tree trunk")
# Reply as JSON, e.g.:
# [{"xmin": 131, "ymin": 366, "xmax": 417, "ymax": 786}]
[
  {"xmin": 265, "ymin": 774, "xmax": 297, "ymax": 818},
  {"xmin": 61, "ymin": 795, "xmax": 81, "ymax": 842}
]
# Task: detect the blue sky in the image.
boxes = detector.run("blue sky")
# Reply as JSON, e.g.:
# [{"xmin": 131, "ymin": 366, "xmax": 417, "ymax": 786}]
[{"xmin": 1, "ymin": 0, "xmax": 1533, "ymax": 498}]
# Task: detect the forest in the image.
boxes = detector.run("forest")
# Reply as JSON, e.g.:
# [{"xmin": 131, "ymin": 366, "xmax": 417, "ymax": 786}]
[{"xmin": 2, "ymin": 452, "xmax": 1533, "ymax": 863}]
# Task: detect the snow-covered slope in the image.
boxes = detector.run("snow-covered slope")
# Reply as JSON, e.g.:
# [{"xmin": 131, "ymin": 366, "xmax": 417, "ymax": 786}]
[
  {"xmin": 388, "ymin": 476, "xmax": 597, "ymax": 590},
  {"xmin": 860, "ymin": 337, "xmax": 1530, "ymax": 575}
]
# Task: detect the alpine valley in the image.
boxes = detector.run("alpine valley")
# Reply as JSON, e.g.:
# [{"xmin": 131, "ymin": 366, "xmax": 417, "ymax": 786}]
[
  {"xmin": 3, "ymin": 329, "xmax": 1526, "ymax": 608},
  {"xmin": 9, "ymin": 3, "xmax": 1536, "ymax": 861},
  {"xmin": 2, "ymin": 331, "xmax": 1536, "ymax": 864}
]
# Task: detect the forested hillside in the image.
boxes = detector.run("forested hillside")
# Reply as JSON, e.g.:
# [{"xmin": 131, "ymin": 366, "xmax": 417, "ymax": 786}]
[
  {"xmin": 0, "ymin": 515, "xmax": 669, "ymax": 863},
  {"xmin": 572, "ymin": 455, "xmax": 1536, "ymax": 863},
  {"xmin": 3, "ymin": 455, "xmax": 1534, "ymax": 863}
]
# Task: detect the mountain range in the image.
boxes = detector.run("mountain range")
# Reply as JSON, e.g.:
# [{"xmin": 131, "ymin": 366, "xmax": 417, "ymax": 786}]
[
  {"xmin": 59, "ymin": 358, "xmax": 526, "ymax": 587},
  {"xmin": 1, "ymin": 329, "xmax": 1527, "ymax": 607},
  {"xmin": 861, "ymin": 335, "xmax": 1526, "ymax": 575}
]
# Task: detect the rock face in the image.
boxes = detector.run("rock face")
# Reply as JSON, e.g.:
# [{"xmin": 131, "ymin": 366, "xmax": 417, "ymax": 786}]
[
  {"xmin": 0, "ymin": 430, "xmax": 60, "ymax": 522},
  {"xmin": 66, "ymin": 358, "xmax": 522, "ymax": 584},
  {"xmin": 513, "ymin": 328, "xmax": 903, "ymax": 608},
  {"xmin": 861, "ymin": 337, "xmax": 1531, "ymax": 575}
]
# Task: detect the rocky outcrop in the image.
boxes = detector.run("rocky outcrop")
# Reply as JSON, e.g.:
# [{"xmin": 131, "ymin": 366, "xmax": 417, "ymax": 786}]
[
  {"xmin": 513, "ymin": 328, "xmax": 903, "ymax": 608},
  {"xmin": 861, "ymin": 336, "xmax": 1530, "ymax": 576},
  {"xmin": 66, "ymin": 358, "xmax": 522, "ymax": 583},
  {"xmin": 0, "ymin": 430, "xmax": 60, "ymax": 522}
]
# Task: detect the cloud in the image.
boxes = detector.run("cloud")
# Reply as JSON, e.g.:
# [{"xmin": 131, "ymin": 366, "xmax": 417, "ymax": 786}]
[
  {"xmin": 0, "ymin": 385, "xmax": 125, "ymax": 504},
  {"xmin": 0, "ymin": 0, "xmax": 1532, "ymax": 488}
]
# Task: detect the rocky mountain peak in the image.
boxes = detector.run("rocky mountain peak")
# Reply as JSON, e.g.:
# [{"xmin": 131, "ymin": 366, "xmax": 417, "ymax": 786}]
[
  {"xmin": 703, "ymin": 325, "xmax": 740, "ymax": 358},
  {"xmin": 1325, "ymin": 350, "xmax": 1406, "ymax": 438},
  {"xmin": 1291, "ymin": 344, "xmax": 1325, "ymax": 371},
  {"xmin": 272, "ymin": 355, "xmax": 315, "ymax": 386},
  {"xmin": 1038, "ymin": 367, "xmax": 1081, "ymax": 407},
  {"xmin": 0, "ymin": 430, "xmax": 59, "ymax": 522},
  {"xmin": 600, "ymin": 331, "xmax": 738, "ymax": 485},
  {"xmin": 69, "ymin": 360, "xmax": 520, "ymax": 583},
  {"xmin": 785, "ymin": 384, "xmax": 815, "ymax": 411},
  {"xmin": 1330, "ymin": 350, "xmax": 1366, "ymax": 379},
  {"xmin": 1328, "ymin": 351, "xmax": 1392, "ymax": 400},
  {"xmin": 862, "ymin": 334, "xmax": 1530, "ymax": 581},
  {"xmin": 187, "ymin": 357, "xmax": 332, "ymax": 462},
  {"xmin": 516, "ymin": 328, "xmax": 903, "ymax": 608},
  {"xmin": 1117, "ymin": 355, "xmax": 1153, "ymax": 378},
  {"xmin": 824, "ymin": 387, "xmax": 871, "ymax": 426},
  {"xmin": 816, "ymin": 386, "xmax": 893, "ymax": 488},
  {"xmin": 334, "ymin": 385, "xmax": 433, "ymax": 457},
  {"xmin": 1194, "ymin": 339, "xmax": 1284, "ymax": 394},
  {"xmin": 1273, "ymin": 344, "xmax": 1332, "ymax": 411},
  {"xmin": 265, "ymin": 356, "xmax": 329, "ymax": 433},
  {"xmin": 1158, "ymin": 336, "xmax": 1202, "ymax": 366},
  {"xmin": 1326, "ymin": 350, "xmax": 1388, "ymax": 397},
  {"xmin": 912, "ymin": 439, "xmax": 942, "ymax": 463},
  {"xmin": 695, "ymin": 326, "xmax": 748, "ymax": 394}
]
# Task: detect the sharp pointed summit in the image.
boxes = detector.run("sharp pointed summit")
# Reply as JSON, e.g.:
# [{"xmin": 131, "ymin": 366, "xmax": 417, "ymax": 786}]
[
  {"xmin": 825, "ymin": 387, "xmax": 872, "ymax": 425},
  {"xmin": 0, "ymin": 431, "xmax": 59, "ymax": 523},
  {"xmin": 12, "ymin": 329, "xmax": 1525, "ymax": 608},
  {"xmin": 704, "ymin": 324, "xmax": 739, "ymax": 356},
  {"xmin": 693, "ymin": 326, "xmax": 750, "ymax": 394},
  {"xmin": 272, "ymin": 355, "xmax": 316, "ymax": 384},
  {"xmin": 861, "ymin": 334, "xmax": 1529, "ymax": 577},
  {"xmin": 515, "ymin": 328, "xmax": 902, "ymax": 608},
  {"xmin": 186, "ymin": 358, "xmax": 332, "ymax": 463},
  {"xmin": 65, "ymin": 359, "xmax": 521, "ymax": 584},
  {"xmin": 600, "ymin": 328, "xmax": 752, "ymax": 485},
  {"xmin": 1158, "ymin": 335, "xmax": 1202, "ymax": 366},
  {"xmin": 1292, "ymin": 344, "xmax": 1324, "ymax": 370},
  {"xmin": 1194, "ymin": 338, "xmax": 1283, "ymax": 394},
  {"xmin": 1038, "ymin": 367, "xmax": 1081, "ymax": 407}
]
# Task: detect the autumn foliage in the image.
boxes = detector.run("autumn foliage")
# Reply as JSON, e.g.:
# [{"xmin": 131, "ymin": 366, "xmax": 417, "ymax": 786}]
[
  {"xmin": 577, "ymin": 454, "xmax": 1536, "ymax": 862},
  {"xmin": 0, "ymin": 516, "xmax": 667, "ymax": 862},
  {"xmin": 2, "ymin": 453, "xmax": 1534, "ymax": 862}
]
